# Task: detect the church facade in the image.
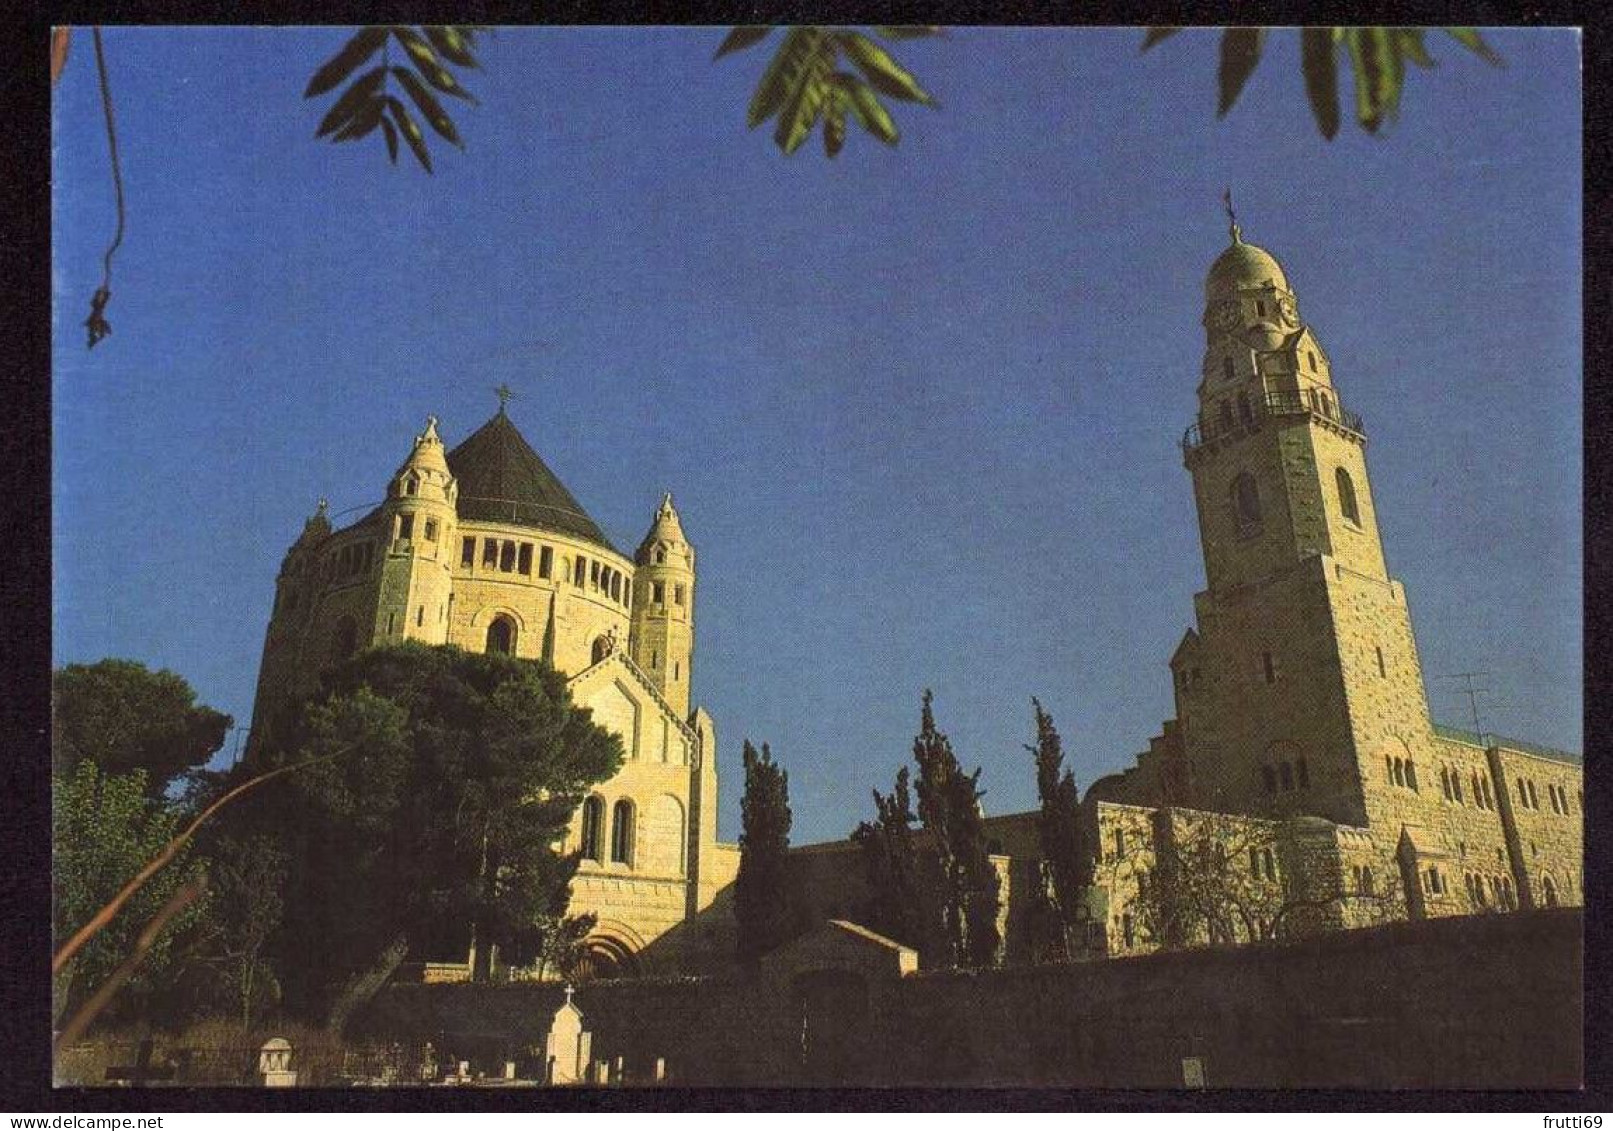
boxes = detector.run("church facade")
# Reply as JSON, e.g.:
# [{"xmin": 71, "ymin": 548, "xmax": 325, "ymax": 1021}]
[{"xmin": 247, "ymin": 405, "xmax": 739, "ymax": 977}]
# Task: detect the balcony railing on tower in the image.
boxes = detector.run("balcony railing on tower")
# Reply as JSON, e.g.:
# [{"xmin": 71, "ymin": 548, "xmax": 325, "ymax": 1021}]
[{"xmin": 1182, "ymin": 390, "xmax": 1365, "ymax": 453}]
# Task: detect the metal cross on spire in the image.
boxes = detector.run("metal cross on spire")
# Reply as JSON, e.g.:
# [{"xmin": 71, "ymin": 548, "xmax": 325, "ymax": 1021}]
[
  {"xmin": 494, "ymin": 383, "xmax": 517, "ymax": 414},
  {"xmin": 1223, "ymin": 187, "xmax": 1242, "ymax": 244}
]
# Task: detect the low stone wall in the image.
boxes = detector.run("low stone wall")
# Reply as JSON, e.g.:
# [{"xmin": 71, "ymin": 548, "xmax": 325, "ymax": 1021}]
[{"xmin": 355, "ymin": 907, "xmax": 1580, "ymax": 1089}]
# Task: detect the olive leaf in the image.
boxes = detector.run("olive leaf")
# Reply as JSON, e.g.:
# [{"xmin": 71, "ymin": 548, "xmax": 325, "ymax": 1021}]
[
  {"xmin": 1300, "ymin": 27, "xmax": 1340, "ymax": 140},
  {"xmin": 1217, "ymin": 27, "xmax": 1266, "ymax": 116},
  {"xmin": 715, "ymin": 26, "xmax": 772, "ymax": 59}
]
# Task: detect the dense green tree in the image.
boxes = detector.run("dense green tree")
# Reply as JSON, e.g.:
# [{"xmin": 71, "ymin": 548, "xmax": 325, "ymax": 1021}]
[
  {"xmin": 52, "ymin": 762, "xmax": 204, "ymax": 1026},
  {"xmin": 1027, "ymin": 698, "xmax": 1090, "ymax": 961},
  {"xmin": 736, "ymin": 740, "xmax": 794, "ymax": 962},
  {"xmin": 911, "ymin": 692, "xmax": 1000, "ymax": 968},
  {"xmin": 246, "ymin": 642, "xmax": 621, "ymax": 1026},
  {"xmin": 52, "ymin": 659, "xmax": 233, "ymax": 796},
  {"xmin": 851, "ymin": 765, "xmax": 937, "ymax": 956}
]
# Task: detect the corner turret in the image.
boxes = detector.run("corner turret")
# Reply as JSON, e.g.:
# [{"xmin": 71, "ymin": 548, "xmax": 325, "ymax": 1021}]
[{"xmin": 629, "ymin": 493, "xmax": 696, "ymax": 716}]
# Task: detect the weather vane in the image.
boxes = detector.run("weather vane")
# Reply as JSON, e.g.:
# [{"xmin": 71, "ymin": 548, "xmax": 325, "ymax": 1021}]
[{"xmin": 494, "ymin": 383, "xmax": 517, "ymax": 413}]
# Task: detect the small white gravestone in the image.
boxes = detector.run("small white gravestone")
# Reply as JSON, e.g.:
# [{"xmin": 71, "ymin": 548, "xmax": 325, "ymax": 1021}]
[
  {"xmin": 504, "ymin": 1060, "xmax": 517, "ymax": 1081},
  {"xmin": 258, "ymin": 1037, "xmax": 297, "ymax": 1087},
  {"xmin": 653, "ymin": 1057, "xmax": 666, "ymax": 1083},
  {"xmin": 1181, "ymin": 1056, "xmax": 1206, "ymax": 1089},
  {"xmin": 542, "ymin": 986, "xmax": 592, "ymax": 1085}
]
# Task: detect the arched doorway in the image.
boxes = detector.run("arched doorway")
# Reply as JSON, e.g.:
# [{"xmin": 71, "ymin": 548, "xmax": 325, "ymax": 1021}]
[
  {"xmin": 570, "ymin": 935, "xmax": 641, "ymax": 983},
  {"xmin": 486, "ymin": 614, "xmax": 517, "ymax": 655}
]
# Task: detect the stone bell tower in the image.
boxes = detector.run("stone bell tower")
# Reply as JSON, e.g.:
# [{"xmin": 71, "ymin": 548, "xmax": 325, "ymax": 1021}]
[
  {"xmin": 1174, "ymin": 200, "xmax": 1437, "ymax": 830},
  {"xmin": 629, "ymin": 493, "xmax": 696, "ymax": 717},
  {"xmin": 374, "ymin": 416, "xmax": 460, "ymax": 646}
]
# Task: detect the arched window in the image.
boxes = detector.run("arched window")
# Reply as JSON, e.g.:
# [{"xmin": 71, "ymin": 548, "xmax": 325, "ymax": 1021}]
[
  {"xmin": 655, "ymin": 547, "xmax": 667, "ymax": 564},
  {"xmin": 1262, "ymin": 848, "xmax": 1275, "ymax": 879},
  {"xmin": 1308, "ymin": 350, "xmax": 1318, "ymax": 373},
  {"xmin": 1405, "ymin": 760, "xmax": 1419, "ymax": 792},
  {"xmin": 332, "ymin": 617, "xmax": 358, "ymax": 661},
  {"xmin": 1336, "ymin": 468, "xmax": 1361, "ymax": 525},
  {"xmin": 486, "ymin": 615, "xmax": 516, "ymax": 656},
  {"xmin": 1393, "ymin": 758, "xmax": 1405, "ymax": 787},
  {"xmin": 611, "ymin": 800, "xmax": 635, "ymax": 865},
  {"xmin": 579, "ymin": 796, "xmax": 604, "ymax": 861},
  {"xmin": 1361, "ymin": 866, "xmax": 1374, "ymax": 896},
  {"xmin": 405, "ymin": 474, "xmax": 418, "ymax": 496},
  {"xmin": 1440, "ymin": 767, "xmax": 1453, "ymax": 801},
  {"xmin": 592, "ymin": 636, "xmax": 611, "ymax": 664},
  {"xmin": 1542, "ymin": 876, "xmax": 1558, "ymax": 908},
  {"xmin": 1232, "ymin": 472, "xmax": 1262, "ymax": 526}
]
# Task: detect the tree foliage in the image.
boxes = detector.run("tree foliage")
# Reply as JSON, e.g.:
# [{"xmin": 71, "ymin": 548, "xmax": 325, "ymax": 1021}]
[
  {"xmin": 1143, "ymin": 26, "xmax": 1503, "ymax": 139},
  {"xmin": 246, "ymin": 642, "xmax": 621, "ymax": 1023},
  {"xmin": 736, "ymin": 739, "xmax": 794, "ymax": 961},
  {"xmin": 716, "ymin": 26, "xmax": 941, "ymax": 157},
  {"xmin": 1027, "ymin": 698, "xmax": 1089, "ymax": 961},
  {"xmin": 52, "ymin": 762, "xmax": 204, "ymax": 1026},
  {"xmin": 52, "ymin": 659, "xmax": 233, "ymax": 796},
  {"xmin": 305, "ymin": 25, "xmax": 485, "ymax": 172},
  {"xmin": 851, "ymin": 765, "xmax": 938, "ymax": 956}
]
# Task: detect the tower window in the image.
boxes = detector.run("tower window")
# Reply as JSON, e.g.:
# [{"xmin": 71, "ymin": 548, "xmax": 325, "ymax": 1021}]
[
  {"xmin": 1375, "ymin": 646, "xmax": 1386, "ymax": 678},
  {"xmin": 486, "ymin": 614, "xmax": 517, "ymax": 656},
  {"xmin": 518, "ymin": 543, "xmax": 533, "ymax": 575},
  {"xmin": 461, "ymin": 537, "xmax": 476, "ymax": 567},
  {"xmin": 416, "ymin": 605, "xmax": 424, "ymax": 627},
  {"xmin": 1232, "ymin": 472, "xmax": 1262, "ymax": 528},
  {"xmin": 1336, "ymin": 468, "xmax": 1361, "ymax": 525},
  {"xmin": 1219, "ymin": 400, "xmax": 1235, "ymax": 432},
  {"xmin": 580, "ymin": 796, "xmax": 604, "ymax": 862},
  {"xmin": 1308, "ymin": 350, "xmax": 1318, "ymax": 373},
  {"xmin": 1222, "ymin": 356, "xmax": 1235, "ymax": 382},
  {"xmin": 1255, "ymin": 300, "xmax": 1267, "ymax": 317},
  {"xmin": 1261, "ymin": 651, "xmax": 1276, "ymax": 684},
  {"xmin": 1237, "ymin": 392, "xmax": 1254, "ymax": 425},
  {"xmin": 483, "ymin": 539, "xmax": 498, "ymax": 568},
  {"xmin": 655, "ymin": 547, "xmax": 667, "ymax": 565},
  {"xmin": 674, "ymin": 583, "xmax": 685, "ymax": 606},
  {"xmin": 500, "ymin": 542, "xmax": 516, "ymax": 572},
  {"xmin": 423, "ymin": 518, "xmax": 438, "ymax": 543},
  {"xmin": 611, "ymin": 800, "xmax": 635, "ymax": 865},
  {"xmin": 674, "ymin": 660, "xmax": 680, "ymax": 680},
  {"xmin": 539, "ymin": 545, "xmax": 554, "ymax": 579},
  {"xmin": 397, "ymin": 514, "xmax": 414, "ymax": 542},
  {"xmin": 653, "ymin": 582, "xmax": 665, "ymax": 604},
  {"xmin": 405, "ymin": 475, "xmax": 418, "ymax": 497}
]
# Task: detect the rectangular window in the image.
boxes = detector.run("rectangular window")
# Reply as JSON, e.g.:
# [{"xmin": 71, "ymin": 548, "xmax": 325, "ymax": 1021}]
[
  {"xmin": 423, "ymin": 518, "xmax": 438, "ymax": 542},
  {"xmin": 416, "ymin": 605, "xmax": 424, "ymax": 627},
  {"xmin": 483, "ymin": 538, "xmax": 499, "ymax": 568},
  {"xmin": 398, "ymin": 514, "xmax": 414, "ymax": 542},
  {"xmin": 653, "ymin": 581, "xmax": 665, "ymax": 604},
  {"xmin": 674, "ymin": 583, "xmax": 685, "ymax": 606},
  {"xmin": 500, "ymin": 542, "xmax": 516, "ymax": 572},
  {"xmin": 518, "ymin": 543, "xmax": 533, "ymax": 575},
  {"xmin": 674, "ymin": 660, "xmax": 680, "ymax": 680},
  {"xmin": 1376, "ymin": 647, "xmax": 1387, "ymax": 678},
  {"xmin": 539, "ymin": 545, "xmax": 554, "ymax": 579},
  {"xmin": 1262, "ymin": 651, "xmax": 1276, "ymax": 684},
  {"xmin": 462, "ymin": 537, "xmax": 475, "ymax": 567},
  {"xmin": 1308, "ymin": 350, "xmax": 1318, "ymax": 373},
  {"xmin": 590, "ymin": 561, "xmax": 601, "ymax": 589},
  {"xmin": 574, "ymin": 556, "xmax": 587, "ymax": 587}
]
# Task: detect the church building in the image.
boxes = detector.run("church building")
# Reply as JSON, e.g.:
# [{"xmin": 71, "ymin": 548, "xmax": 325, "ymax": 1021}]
[{"xmin": 247, "ymin": 401, "xmax": 740, "ymax": 977}]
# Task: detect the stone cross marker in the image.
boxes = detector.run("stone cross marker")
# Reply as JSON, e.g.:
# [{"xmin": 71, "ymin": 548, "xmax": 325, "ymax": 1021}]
[{"xmin": 542, "ymin": 985, "xmax": 592, "ymax": 1085}]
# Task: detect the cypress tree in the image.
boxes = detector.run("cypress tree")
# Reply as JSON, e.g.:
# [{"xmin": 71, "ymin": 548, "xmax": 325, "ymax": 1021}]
[
  {"xmin": 736, "ymin": 739, "xmax": 793, "ymax": 962},
  {"xmin": 852, "ymin": 766, "xmax": 936, "ymax": 954},
  {"xmin": 1028, "ymin": 697, "xmax": 1089, "ymax": 960}
]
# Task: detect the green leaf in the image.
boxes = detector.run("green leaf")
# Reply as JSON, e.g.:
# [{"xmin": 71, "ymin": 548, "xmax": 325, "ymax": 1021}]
[
  {"xmin": 380, "ymin": 115, "xmax": 399, "ymax": 164},
  {"xmin": 837, "ymin": 31, "xmax": 935, "ymax": 105},
  {"xmin": 1300, "ymin": 27, "xmax": 1340, "ymax": 139},
  {"xmin": 394, "ymin": 65, "xmax": 464, "ymax": 148},
  {"xmin": 1442, "ymin": 27, "xmax": 1504, "ymax": 66},
  {"xmin": 715, "ymin": 26, "xmax": 772, "ymax": 59},
  {"xmin": 332, "ymin": 97, "xmax": 384, "ymax": 142},
  {"xmin": 1216, "ymin": 27, "xmax": 1266, "ymax": 117},
  {"xmin": 316, "ymin": 66, "xmax": 386, "ymax": 137},
  {"xmin": 773, "ymin": 42, "xmax": 831, "ymax": 155},
  {"xmin": 385, "ymin": 95, "xmax": 433, "ymax": 173},
  {"xmin": 823, "ymin": 85, "xmax": 847, "ymax": 157},
  {"xmin": 423, "ymin": 25, "xmax": 479, "ymax": 68},
  {"xmin": 875, "ymin": 26, "xmax": 944, "ymax": 41},
  {"xmin": 392, "ymin": 25, "xmax": 477, "ymax": 102},
  {"xmin": 1346, "ymin": 27, "xmax": 1404, "ymax": 133},
  {"xmin": 838, "ymin": 74, "xmax": 897, "ymax": 146},
  {"xmin": 1397, "ymin": 29, "xmax": 1436, "ymax": 69},
  {"xmin": 1141, "ymin": 27, "xmax": 1182, "ymax": 51},
  {"xmin": 748, "ymin": 28, "xmax": 815, "ymax": 128},
  {"xmin": 305, "ymin": 27, "xmax": 388, "ymax": 99}
]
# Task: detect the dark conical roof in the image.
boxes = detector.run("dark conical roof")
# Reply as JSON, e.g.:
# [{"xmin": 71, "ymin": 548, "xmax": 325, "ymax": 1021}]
[{"xmin": 447, "ymin": 410, "xmax": 615, "ymax": 551}]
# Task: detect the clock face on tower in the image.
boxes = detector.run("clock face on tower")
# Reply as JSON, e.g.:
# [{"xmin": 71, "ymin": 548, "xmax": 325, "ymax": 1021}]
[
  {"xmin": 1210, "ymin": 302, "xmax": 1242, "ymax": 333},
  {"xmin": 1277, "ymin": 296, "xmax": 1298, "ymax": 325}
]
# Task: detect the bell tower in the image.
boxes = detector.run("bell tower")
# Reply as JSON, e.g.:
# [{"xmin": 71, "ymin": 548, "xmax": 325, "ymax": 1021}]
[
  {"xmin": 1175, "ymin": 202, "xmax": 1437, "ymax": 830},
  {"xmin": 629, "ymin": 493, "xmax": 696, "ymax": 717},
  {"xmin": 374, "ymin": 416, "xmax": 459, "ymax": 646}
]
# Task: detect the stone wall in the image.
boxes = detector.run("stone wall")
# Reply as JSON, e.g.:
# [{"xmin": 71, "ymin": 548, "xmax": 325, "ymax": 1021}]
[{"xmin": 357, "ymin": 908, "xmax": 1581, "ymax": 1089}]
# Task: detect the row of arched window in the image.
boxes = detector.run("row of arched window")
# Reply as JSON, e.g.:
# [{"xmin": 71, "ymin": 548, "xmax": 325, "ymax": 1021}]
[
  {"xmin": 1421, "ymin": 866, "xmax": 1448, "ymax": 896},
  {"xmin": 1260, "ymin": 758, "xmax": 1308, "ymax": 794},
  {"xmin": 1248, "ymin": 846, "xmax": 1278, "ymax": 880},
  {"xmin": 1545, "ymin": 782, "xmax": 1574, "ymax": 815},
  {"xmin": 1514, "ymin": 775, "xmax": 1574, "ymax": 816},
  {"xmin": 462, "ymin": 536, "xmax": 554, "ymax": 581},
  {"xmin": 1465, "ymin": 872, "xmax": 1517, "ymax": 910},
  {"xmin": 579, "ymin": 796, "xmax": 635, "ymax": 866},
  {"xmin": 1349, "ymin": 864, "xmax": 1376, "ymax": 896},
  {"xmin": 1386, "ymin": 754, "xmax": 1420, "ymax": 792}
]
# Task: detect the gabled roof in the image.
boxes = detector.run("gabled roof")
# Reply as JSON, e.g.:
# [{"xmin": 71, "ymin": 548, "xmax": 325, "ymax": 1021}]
[{"xmin": 447, "ymin": 410, "xmax": 616, "ymax": 551}]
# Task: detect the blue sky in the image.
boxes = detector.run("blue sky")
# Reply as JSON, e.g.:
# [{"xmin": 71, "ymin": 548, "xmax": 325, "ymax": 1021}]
[{"xmin": 52, "ymin": 28, "xmax": 1581, "ymax": 844}]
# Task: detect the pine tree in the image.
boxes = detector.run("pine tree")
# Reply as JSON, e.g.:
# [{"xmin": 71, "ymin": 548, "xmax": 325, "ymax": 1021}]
[
  {"xmin": 736, "ymin": 739, "xmax": 794, "ymax": 962},
  {"xmin": 1028, "ymin": 697, "xmax": 1090, "ymax": 960},
  {"xmin": 911, "ymin": 691, "xmax": 1001, "ymax": 968}
]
